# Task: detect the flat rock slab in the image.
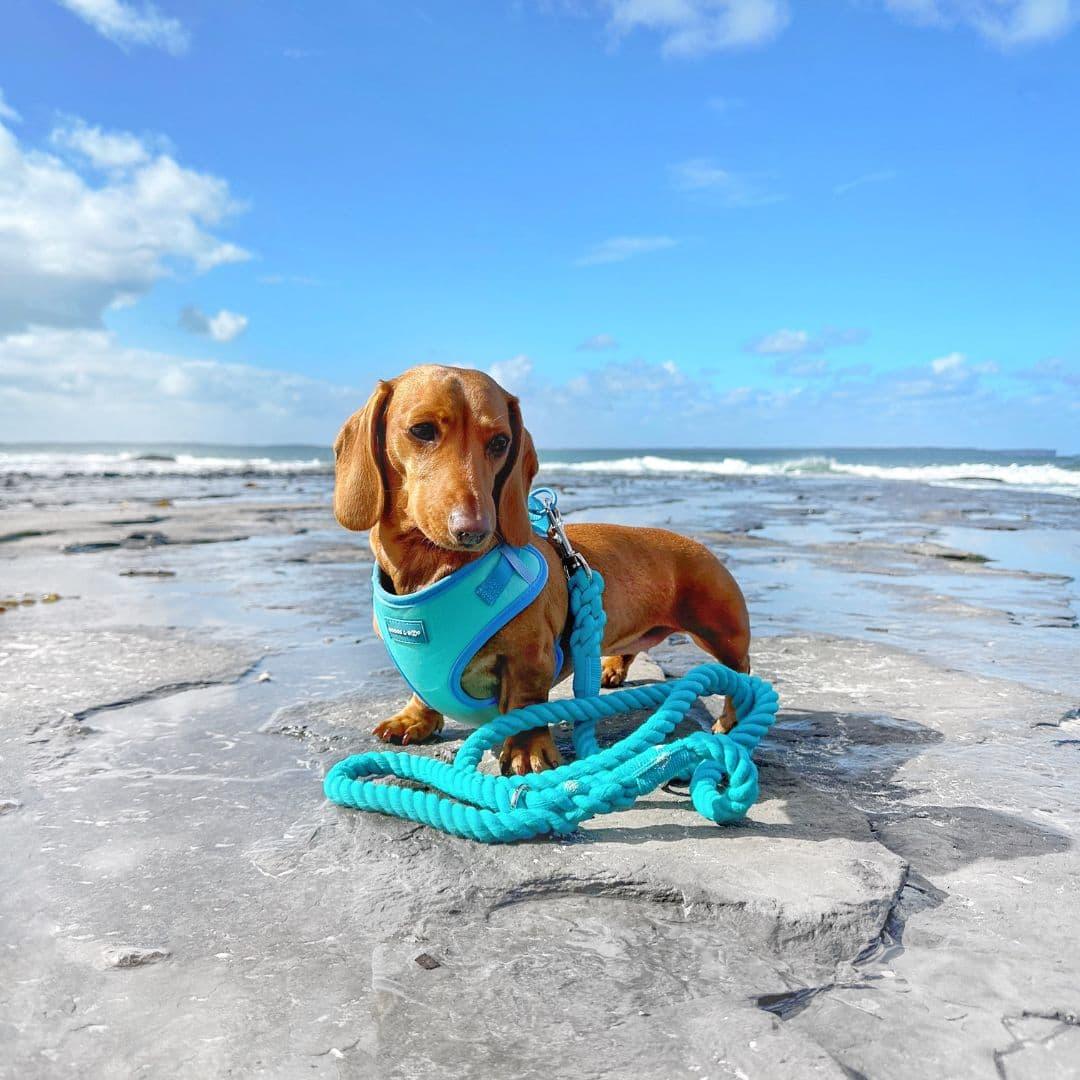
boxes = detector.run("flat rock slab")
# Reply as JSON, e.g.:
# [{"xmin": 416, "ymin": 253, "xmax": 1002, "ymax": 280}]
[
  {"xmin": 3, "ymin": 499, "xmax": 1079, "ymax": 1079},
  {"xmin": 0, "ymin": 626, "xmax": 259, "ymax": 728}
]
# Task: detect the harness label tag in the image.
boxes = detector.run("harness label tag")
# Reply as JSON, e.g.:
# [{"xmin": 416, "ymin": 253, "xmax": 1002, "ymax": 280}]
[{"xmin": 385, "ymin": 617, "xmax": 428, "ymax": 645}]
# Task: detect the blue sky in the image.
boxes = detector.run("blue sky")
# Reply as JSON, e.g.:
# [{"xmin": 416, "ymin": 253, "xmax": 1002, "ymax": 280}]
[{"xmin": 1, "ymin": 0, "xmax": 1078, "ymax": 450}]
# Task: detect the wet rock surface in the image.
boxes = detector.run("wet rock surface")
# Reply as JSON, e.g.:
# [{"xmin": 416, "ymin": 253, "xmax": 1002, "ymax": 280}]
[{"xmin": 1, "ymin": 494, "xmax": 1078, "ymax": 1079}]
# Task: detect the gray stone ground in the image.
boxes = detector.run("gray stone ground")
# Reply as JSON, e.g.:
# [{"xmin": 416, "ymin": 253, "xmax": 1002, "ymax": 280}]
[{"xmin": 1, "ymin": 500, "xmax": 1078, "ymax": 1079}]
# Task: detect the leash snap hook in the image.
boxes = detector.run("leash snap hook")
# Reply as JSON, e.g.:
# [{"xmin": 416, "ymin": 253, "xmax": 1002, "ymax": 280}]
[
  {"xmin": 549, "ymin": 504, "xmax": 593, "ymax": 580},
  {"xmin": 528, "ymin": 487, "xmax": 592, "ymax": 579}
]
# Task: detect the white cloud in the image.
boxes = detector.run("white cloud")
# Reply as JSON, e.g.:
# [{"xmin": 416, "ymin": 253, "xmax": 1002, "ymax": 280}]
[
  {"xmin": 0, "ymin": 327, "xmax": 355, "ymax": 442},
  {"xmin": 578, "ymin": 333, "xmax": 619, "ymax": 351},
  {"xmin": 931, "ymin": 350, "xmax": 966, "ymax": 374},
  {"xmin": 882, "ymin": 0, "xmax": 1077, "ymax": 47},
  {"xmin": 488, "ymin": 354, "xmax": 535, "ymax": 395},
  {"xmin": 930, "ymin": 351, "xmax": 1000, "ymax": 379},
  {"xmin": 605, "ymin": 0, "xmax": 790, "ymax": 57},
  {"xmin": 706, "ymin": 95, "xmax": 743, "ymax": 112},
  {"xmin": 179, "ymin": 305, "xmax": 249, "ymax": 343},
  {"xmin": 0, "ymin": 94, "xmax": 345, "ymax": 443},
  {"xmin": 498, "ymin": 348, "xmax": 1062, "ymax": 448},
  {"xmin": 0, "ymin": 105, "xmax": 247, "ymax": 334},
  {"xmin": 576, "ymin": 235, "xmax": 678, "ymax": 266},
  {"xmin": 56, "ymin": 0, "xmax": 190, "ymax": 54},
  {"xmin": 670, "ymin": 158, "xmax": 785, "ymax": 206},
  {"xmin": 748, "ymin": 328, "xmax": 812, "ymax": 355},
  {"xmin": 0, "ymin": 90, "xmax": 20, "ymax": 124},
  {"xmin": 50, "ymin": 118, "xmax": 164, "ymax": 170},
  {"xmin": 834, "ymin": 169, "xmax": 897, "ymax": 195},
  {"xmin": 746, "ymin": 327, "xmax": 868, "ymax": 356},
  {"xmin": 566, "ymin": 357, "xmax": 697, "ymax": 401}
]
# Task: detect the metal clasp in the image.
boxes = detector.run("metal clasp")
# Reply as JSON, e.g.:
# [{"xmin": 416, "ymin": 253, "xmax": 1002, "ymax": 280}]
[{"xmin": 529, "ymin": 488, "xmax": 593, "ymax": 580}]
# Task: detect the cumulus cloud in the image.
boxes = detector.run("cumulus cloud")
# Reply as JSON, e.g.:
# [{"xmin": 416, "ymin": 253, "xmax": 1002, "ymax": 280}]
[
  {"xmin": 670, "ymin": 158, "xmax": 786, "ymax": 207},
  {"xmin": 930, "ymin": 352, "xmax": 999, "ymax": 378},
  {"xmin": 179, "ymin": 305, "xmax": 249, "ymax": 343},
  {"xmin": 747, "ymin": 328, "xmax": 813, "ymax": 355},
  {"xmin": 50, "ymin": 117, "xmax": 164, "ymax": 169},
  {"xmin": 604, "ymin": 0, "xmax": 790, "ymax": 57},
  {"xmin": 474, "ymin": 344, "xmax": 1066, "ymax": 448},
  {"xmin": 578, "ymin": 333, "xmax": 619, "ymax": 351},
  {"xmin": 746, "ymin": 327, "xmax": 868, "ymax": 356},
  {"xmin": 56, "ymin": 0, "xmax": 190, "ymax": 54},
  {"xmin": 482, "ymin": 355, "xmax": 728, "ymax": 447},
  {"xmin": 488, "ymin": 354, "xmax": 535, "ymax": 395},
  {"xmin": 0, "ymin": 327, "xmax": 355, "ymax": 442},
  {"xmin": 576, "ymin": 235, "xmax": 678, "ymax": 266},
  {"xmin": 882, "ymin": 0, "xmax": 1077, "ymax": 48},
  {"xmin": 0, "ymin": 105, "xmax": 247, "ymax": 334},
  {"xmin": 931, "ymin": 350, "xmax": 966, "ymax": 374}
]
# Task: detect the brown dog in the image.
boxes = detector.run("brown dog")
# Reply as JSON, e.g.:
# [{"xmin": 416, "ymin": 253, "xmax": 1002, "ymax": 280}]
[{"xmin": 334, "ymin": 365, "xmax": 750, "ymax": 775}]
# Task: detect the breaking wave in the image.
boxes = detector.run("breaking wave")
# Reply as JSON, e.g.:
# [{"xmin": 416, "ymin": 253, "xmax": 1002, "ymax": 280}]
[
  {"xmin": 4, "ymin": 446, "xmax": 1078, "ymax": 497},
  {"xmin": 0, "ymin": 449, "xmax": 333, "ymax": 479},
  {"xmin": 543, "ymin": 454, "xmax": 1080, "ymax": 494}
]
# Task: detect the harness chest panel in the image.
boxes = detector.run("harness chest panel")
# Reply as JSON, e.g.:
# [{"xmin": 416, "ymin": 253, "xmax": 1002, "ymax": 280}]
[{"xmin": 372, "ymin": 543, "xmax": 552, "ymax": 727}]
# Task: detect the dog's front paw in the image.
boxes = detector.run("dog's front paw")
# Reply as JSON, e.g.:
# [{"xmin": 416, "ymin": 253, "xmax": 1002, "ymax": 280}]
[
  {"xmin": 600, "ymin": 654, "xmax": 633, "ymax": 688},
  {"xmin": 499, "ymin": 727, "xmax": 563, "ymax": 776},
  {"xmin": 373, "ymin": 701, "xmax": 444, "ymax": 745}
]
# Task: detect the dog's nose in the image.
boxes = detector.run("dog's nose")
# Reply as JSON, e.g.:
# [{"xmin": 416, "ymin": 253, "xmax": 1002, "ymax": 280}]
[{"xmin": 448, "ymin": 509, "xmax": 492, "ymax": 549}]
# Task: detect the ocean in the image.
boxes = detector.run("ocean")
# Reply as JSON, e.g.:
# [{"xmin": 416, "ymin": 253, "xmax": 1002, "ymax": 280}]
[{"xmin": 2, "ymin": 443, "xmax": 1079, "ymax": 507}]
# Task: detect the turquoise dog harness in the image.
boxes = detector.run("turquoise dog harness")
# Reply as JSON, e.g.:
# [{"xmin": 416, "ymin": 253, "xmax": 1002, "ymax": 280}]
[
  {"xmin": 326, "ymin": 489, "xmax": 780, "ymax": 843},
  {"xmin": 371, "ymin": 542, "xmax": 562, "ymax": 727}
]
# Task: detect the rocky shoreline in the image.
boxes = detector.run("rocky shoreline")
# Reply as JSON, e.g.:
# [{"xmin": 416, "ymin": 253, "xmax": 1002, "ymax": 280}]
[{"xmin": 2, "ymin": 488, "xmax": 1078, "ymax": 1078}]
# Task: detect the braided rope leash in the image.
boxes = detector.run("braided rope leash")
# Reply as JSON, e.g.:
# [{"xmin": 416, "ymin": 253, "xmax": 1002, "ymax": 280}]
[{"xmin": 323, "ymin": 492, "xmax": 779, "ymax": 843}]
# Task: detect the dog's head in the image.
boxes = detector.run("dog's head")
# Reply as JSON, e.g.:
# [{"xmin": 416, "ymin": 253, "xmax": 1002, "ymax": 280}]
[{"xmin": 333, "ymin": 365, "xmax": 538, "ymax": 552}]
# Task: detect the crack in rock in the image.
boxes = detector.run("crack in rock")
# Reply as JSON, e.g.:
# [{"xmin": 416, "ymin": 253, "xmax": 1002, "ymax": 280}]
[
  {"xmin": 64, "ymin": 530, "xmax": 250, "ymax": 554},
  {"xmin": 994, "ymin": 1008, "xmax": 1080, "ymax": 1078},
  {"xmin": 72, "ymin": 660, "xmax": 261, "ymax": 722},
  {"xmin": 756, "ymin": 982, "xmax": 872, "ymax": 1021}
]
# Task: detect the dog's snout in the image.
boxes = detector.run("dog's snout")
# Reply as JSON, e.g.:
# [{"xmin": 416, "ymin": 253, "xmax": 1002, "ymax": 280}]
[{"xmin": 448, "ymin": 508, "xmax": 492, "ymax": 549}]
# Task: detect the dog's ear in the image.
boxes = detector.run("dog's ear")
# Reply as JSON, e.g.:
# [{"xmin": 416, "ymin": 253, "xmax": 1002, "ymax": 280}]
[
  {"xmin": 495, "ymin": 394, "xmax": 538, "ymax": 548},
  {"xmin": 333, "ymin": 379, "xmax": 394, "ymax": 531}
]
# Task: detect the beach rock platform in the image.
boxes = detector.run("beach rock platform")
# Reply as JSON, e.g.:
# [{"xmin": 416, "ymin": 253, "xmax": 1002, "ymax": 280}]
[{"xmin": 2, "ymin": 495, "xmax": 1078, "ymax": 1078}]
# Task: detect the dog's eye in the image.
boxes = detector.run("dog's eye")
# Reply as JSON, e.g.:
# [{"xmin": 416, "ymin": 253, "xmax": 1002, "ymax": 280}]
[
  {"xmin": 409, "ymin": 422, "xmax": 437, "ymax": 442},
  {"xmin": 488, "ymin": 434, "xmax": 510, "ymax": 455}
]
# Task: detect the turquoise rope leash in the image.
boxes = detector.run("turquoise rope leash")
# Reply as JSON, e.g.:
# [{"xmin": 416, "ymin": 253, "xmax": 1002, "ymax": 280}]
[{"xmin": 323, "ymin": 490, "xmax": 779, "ymax": 843}]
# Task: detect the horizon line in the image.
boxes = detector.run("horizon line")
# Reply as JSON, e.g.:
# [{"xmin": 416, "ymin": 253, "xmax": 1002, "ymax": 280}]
[{"xmin": 0, "ymin": 441, "xmax": 1070, "ymax": 456}]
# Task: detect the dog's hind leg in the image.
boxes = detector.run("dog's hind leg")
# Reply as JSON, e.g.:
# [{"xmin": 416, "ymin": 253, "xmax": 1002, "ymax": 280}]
[{"xmin": 675, "ymin": 554, "xmax": 751, "ymax": 734}]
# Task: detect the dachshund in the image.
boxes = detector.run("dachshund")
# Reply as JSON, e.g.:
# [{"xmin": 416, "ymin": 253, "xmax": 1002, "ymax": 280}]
[{"xmin": 333, "ymin": 364, "xmax": 751, "ymax": 775}]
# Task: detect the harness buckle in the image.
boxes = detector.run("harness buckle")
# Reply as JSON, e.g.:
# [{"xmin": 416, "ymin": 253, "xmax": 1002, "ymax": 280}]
[{"xmin": 529, "ymin": 488, "xmax": 593, "ymax": 580}]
